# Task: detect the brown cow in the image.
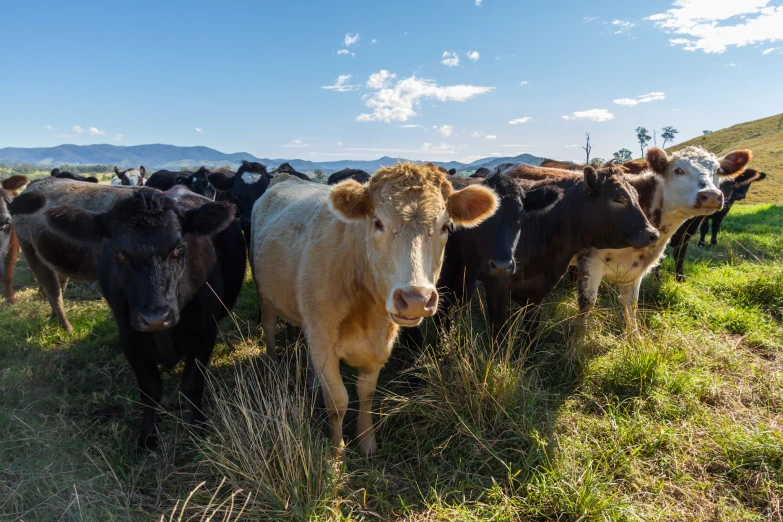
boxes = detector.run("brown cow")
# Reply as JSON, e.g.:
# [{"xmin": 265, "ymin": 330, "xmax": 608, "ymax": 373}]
[
  {"xmin": 0, "ymin": 175, "xmax": 28, "ymax": 303},
  {"xmin": 251, "ymin": 163, "xmax": 498, "ymax": 457},
  {"xmin": 10, "ymin": 177, "xmax": 142, "ymax": 331},
  {"xmin": 540, "ymin": 159, "xmax": 583, "ymax": 171}
]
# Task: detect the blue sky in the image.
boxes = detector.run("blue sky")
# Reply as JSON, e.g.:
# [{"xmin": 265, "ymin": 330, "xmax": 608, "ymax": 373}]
[{"xmin": 1, "ymin": 0, "xmax": 781, "ymax": 163}]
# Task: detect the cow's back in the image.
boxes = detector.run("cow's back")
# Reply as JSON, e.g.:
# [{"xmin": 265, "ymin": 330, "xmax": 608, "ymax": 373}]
[
  {"xmin": 252, "ymin": 177, "xmax": 334, "ymax": 325},
  {"xmin": 14, "ymin": 179, "xmax": 141, "ymax": 279}
]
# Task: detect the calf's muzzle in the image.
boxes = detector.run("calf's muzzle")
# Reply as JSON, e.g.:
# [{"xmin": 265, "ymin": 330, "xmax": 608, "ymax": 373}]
[
  {"xmin": 695, "ymin": 189, "xmax": 723, "ymax": 210},
  {"xmin": 391, "ymin": 286, "xmax": 438, "ymax": 322}
]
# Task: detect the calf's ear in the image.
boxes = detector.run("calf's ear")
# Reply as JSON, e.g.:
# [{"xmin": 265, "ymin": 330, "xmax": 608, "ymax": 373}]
[
  {"xmin": 45, "ymin": 205, "xmax": 109, "ymax": 245},
  {"xmin": 207, "ymin": 172, "xmax": 234, "ymax": 191},
  {"xmin": 583, "ymin": 166, "xmax": 600, "ymax": 194},
  {"xmin": 329, "ymin": 180, "xmax": 373, "ymax": 221},
  {"xmin": 646, "ymin": 148, "xmax": 668, "ymax": 174},
  {"xmin": 182, "ymin": 201, "xmax": 235, "ymax": 236},
  {"xmin": 524, "ymin": 185, "xmax": 562, "ymax": 213},
  {"xmin": 86, "ymin": 177, "xmax": 99, "ymax": 183},
  {"xmin": 719, "ymin": 149, "xmax": 752, "ymax": 176},
  {"xmin": 448, "ymin": 185, "xmax": 498, "ymax": 228},
  {"xmin": 2, "ymin": 175, "xmax": 28, "ymax": 192},
  {"xmin": 8, "ymin": 192, "xmax": 47, "ymax": 215},
  {"xmin": 139, "ymin": 166, "xmax": 146, "ymax": 180}
]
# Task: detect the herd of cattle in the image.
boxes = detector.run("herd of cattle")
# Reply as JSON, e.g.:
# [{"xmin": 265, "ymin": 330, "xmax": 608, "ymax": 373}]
[{"xmin": 0, "ymin": 145, "xmax": 768, "ymax": 457}]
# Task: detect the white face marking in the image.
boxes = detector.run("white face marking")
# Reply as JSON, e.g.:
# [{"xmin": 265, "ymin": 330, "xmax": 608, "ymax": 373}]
[
  {"xmin": 241, "ymin": 171, "xmax": 263, "ymax": 184},
  {"xmin": 663, "ymin": 150, "xmax": 720, "ymax": 212}
]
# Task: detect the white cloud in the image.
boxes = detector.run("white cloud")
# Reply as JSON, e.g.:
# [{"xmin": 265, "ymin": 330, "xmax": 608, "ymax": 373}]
[
  {"xmin": 470, "ymin": 131, "xmax": 481, "ymax": 138},
  {"xmin": 475, "ymin": 0, "xmax": 483, "ymax": 5},
  {"xmin": 520, "ymin": 81, "xmax": 529, "ymax": 86},
  {"xmin": 565, "ymin": 144, "xmax": 580, "ymax": 148},
  {"xmin": 612, "ymin": 91, "xmax": 666, "ymax": 107},
  {"xmin": 612, "ymin": 19, "xmax": 636, "ymax": 34},
  {"xmin": 344, "ymin": 33, "xmax": 359, "ymax": 46},
  {"xmin": 441, "ymin": 51, "xmax": 460, "ymax": 67},
  {"xmin": 357, "ymin": 74, "xmax": 494, "ymax": 123},
  {"xmin": 194, "ymin": 127, "xmax": 203, "ymax": 133},
  {"xmin": 400, "ymin": 124, "xmax": 424, "ymax": 128},
  {"xmin": 438, "ymin": 124, "xmax": 453, "ymax": 137},
  {"xmin": 562, "ymin": 109, "xmax": 614, "ymax": 122},
  {"xmin": 337, "ymin": 141, "xmax": 343, "ymax": 146},
  {"xmin": 73, "ymin": 125, "xmax": 106, "ymax": 136},
  {"xmin": 43, "ymin": 125, "xmax": 52, "ymax": 130},
  {"xmin": 371, "ymin": 38, "xmax": 378, "ymax": 44},
  {"xmin": 366, "ymin": 70, "xmax": 396, "ymax": 89},
  {"xmin": 502, "ymin": 144, "xmax": 533, "ymax": 147},
  {"xmin": 583, "ymin": 16, "xmax": 599, "ymax": 22},
  {"xmin": 508, "ymin": 117, "xmax": 532, "ymax": 124},
  {"xmin": 282, "ymin": 139, "xmax": 309, "ymax": 148},
  {"xmin": 485, "ymin": 135, "xmax": 497, "ymax": 140},
  {"xmin": 762, "ymin": 46, "xmax": 779, "ymax": 54},
  {"xmin": 648, "ymin": 0, "xmax": 783, "ymax": 54},
  {"xmin": 466, "ymin": 50, "xmax": 480, "ymax": 61},
  {"xmin": 726, "ymin": 62, "xmax": 737, "ymax": 66},
  {"xmin": 113, "ymin": 134, "xmax": 124, "ymax": 142},
  {"xmin": 322, "ymin": 74, "xmax": 359, "ymax": 92}
]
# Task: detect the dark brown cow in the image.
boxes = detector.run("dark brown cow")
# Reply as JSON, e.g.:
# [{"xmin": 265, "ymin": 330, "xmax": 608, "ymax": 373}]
[
  {"xmin": 0, "ymin": 175, "xmax": 28, "ymax": 303},
  {"xmin": 511, "ymin": 146, "xmax": 751, "ymax": 330},
  {"xmin": 540, "ymin": 159, "xmax": 583, "ymax": 171},
  {"xmin": 9, "ymin": 177, "xmax": 142, "ymax": 331},
  {"xmin": 487, "ymin": 166, "xmax": 659, "ymax": 340}
]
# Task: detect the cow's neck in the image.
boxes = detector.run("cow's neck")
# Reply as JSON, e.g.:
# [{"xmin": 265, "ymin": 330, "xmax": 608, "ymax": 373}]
[{"xmin": 629, "ymin": 172, "xmax": 665, "ymax": 228}]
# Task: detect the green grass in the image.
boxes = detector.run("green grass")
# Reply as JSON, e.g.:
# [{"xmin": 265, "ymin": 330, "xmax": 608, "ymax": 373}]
[
  {"xmin": 1, "ymin": 204, "xmax": 782, "ymax": 521},
  {"xmin": 668, "ymin": 112, "xmax": 783, "ymax": 204}
]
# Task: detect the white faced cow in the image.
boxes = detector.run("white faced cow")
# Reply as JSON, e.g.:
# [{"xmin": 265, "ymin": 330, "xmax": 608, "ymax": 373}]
[
  {"xmin": 251, "ymin": 163, "xmax": 498, "ymax": 457},
  {"xmin": 575, "ymin": 146, "xmax": 752, "ymax": 331}
]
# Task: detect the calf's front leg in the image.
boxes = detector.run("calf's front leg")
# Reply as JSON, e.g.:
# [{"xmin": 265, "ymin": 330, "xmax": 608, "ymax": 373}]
[
  {"xmin": 311, "ymin": 347, "xmax": 348, "ymax": 456},
  {"xmin": 355, "ymin": 368, "xmax": 380, "ymax": 458},
  {"xmin": 619, "ymin": 278, "xmax": 642, "ymax": 335}
]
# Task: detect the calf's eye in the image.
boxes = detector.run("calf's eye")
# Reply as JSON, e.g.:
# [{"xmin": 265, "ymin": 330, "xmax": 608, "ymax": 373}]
[
  {"xmin": 673, "ymin": 168, "xmax": 685, "ymax": 175},
  {"xmin": 441, "ymin": 221, "xmax": 454, "ymax": 234},
  {"xmin": 373, "ymin": 217, "xmax": 384, "ymax": 232}
]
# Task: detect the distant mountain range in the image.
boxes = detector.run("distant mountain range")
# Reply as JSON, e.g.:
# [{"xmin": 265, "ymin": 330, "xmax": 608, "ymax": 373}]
[{"xmin": 0, "ymin": 143, "xmax": 546, "ymax": 174}]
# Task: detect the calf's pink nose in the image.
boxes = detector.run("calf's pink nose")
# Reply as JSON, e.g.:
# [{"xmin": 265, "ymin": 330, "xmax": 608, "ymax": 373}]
[{"xmin": 392, "ymin": 287, "xmax": 438, "ymax": 317}]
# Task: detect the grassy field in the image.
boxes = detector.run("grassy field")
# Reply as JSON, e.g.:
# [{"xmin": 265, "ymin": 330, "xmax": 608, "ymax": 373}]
[
  {"xmin": 1, "ymin": 204, "xmax": 782, "ymax": 521},
  {"xmin": 668, "ymin": 113, "xmax": 783, "ymax": 205}
]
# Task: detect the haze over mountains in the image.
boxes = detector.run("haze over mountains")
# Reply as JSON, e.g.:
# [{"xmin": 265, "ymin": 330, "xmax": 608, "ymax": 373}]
[{"xmin": 0, "ymin": 143, "xmax": 546, "ymax": 173}]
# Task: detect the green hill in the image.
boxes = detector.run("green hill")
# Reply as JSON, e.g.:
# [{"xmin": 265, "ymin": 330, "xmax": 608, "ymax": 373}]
[{"xmin": 668, "ymin": 113, "xmax": 783, "ymax": 204}]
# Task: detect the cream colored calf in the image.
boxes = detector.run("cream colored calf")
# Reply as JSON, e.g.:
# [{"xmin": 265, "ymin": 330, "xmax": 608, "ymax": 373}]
[{"xmin": 251, "ymin": 163, "xmax": 498, "ymax": 457}]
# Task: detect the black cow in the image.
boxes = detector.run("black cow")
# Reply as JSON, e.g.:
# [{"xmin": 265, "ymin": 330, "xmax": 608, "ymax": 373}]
[
  {"xmin": 271, "ymin": 162, "xmax": 310, "ymax": 180},
  {"xmin": 0, "ymin": 175, "xmax": 28, "ymax": 304},
  {"xmin": 668, "ymin": 168, "xmax": 767, "ymax": 281},
  {"xmin": 437, "ymin": 173, "xmax": 561, "ymax": 333},
  {"xmin": 51, "ymin": 168, "xmax": 98, "ymax": 183},
  {"xmin": 488, "ymin": 166, "xmax": 659, "ymax": 342},
  {"xmin": 327, "ymin": 168, "xmax": 370, "ymax": 185},
  {"xmin": 447, "ymin": 168, "xmax": 457, "ymax": 175},
  {"xmin": 471, "ymin": 167, "xmax": 492, "ymax": 178},
  {"xmin": 208, "ymin": 161, "xmax": 271, "ymax": 250},
  {"xmin": 26, "ymin": 188, "xmax": 245, "ymax": 450},
  {"xmin": 145, "ymin": 167, "xmax": 216, "ymax": 199}
]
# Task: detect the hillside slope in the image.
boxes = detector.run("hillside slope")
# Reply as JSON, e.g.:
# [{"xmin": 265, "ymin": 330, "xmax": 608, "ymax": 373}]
[{"xmin": 668, "ymin": 113, "xmax": 783, "ymax": 204}]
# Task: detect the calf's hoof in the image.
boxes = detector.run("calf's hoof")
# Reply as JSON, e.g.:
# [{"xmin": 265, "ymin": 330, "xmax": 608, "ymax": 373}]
[
  {"xmin": 710, "ymin": 240, "xmax": 718, "ymax": 246},
  {"xmin": 675, "ymin": 273, "xmax": 685, "ymax": 283},
  {"xmin": 697, "ymin": 241, "xmax": 705, "ymax": 247},
  {"xmin": 136, "ymin": 432, "xmax": 159, "ymax": 453},
  {"xmin": 359, "ymin": 437, "xmax": 378, "ymax": 459}
]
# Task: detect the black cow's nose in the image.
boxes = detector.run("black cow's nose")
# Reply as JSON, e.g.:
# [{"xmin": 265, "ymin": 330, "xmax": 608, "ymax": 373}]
[
  {"xmin": 488, "ymin": 259, "xmax": 514, "ymax": 277},
  {"xmin": 137, "ymin": 309, "xmax": 174, "ymax": 331}
]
